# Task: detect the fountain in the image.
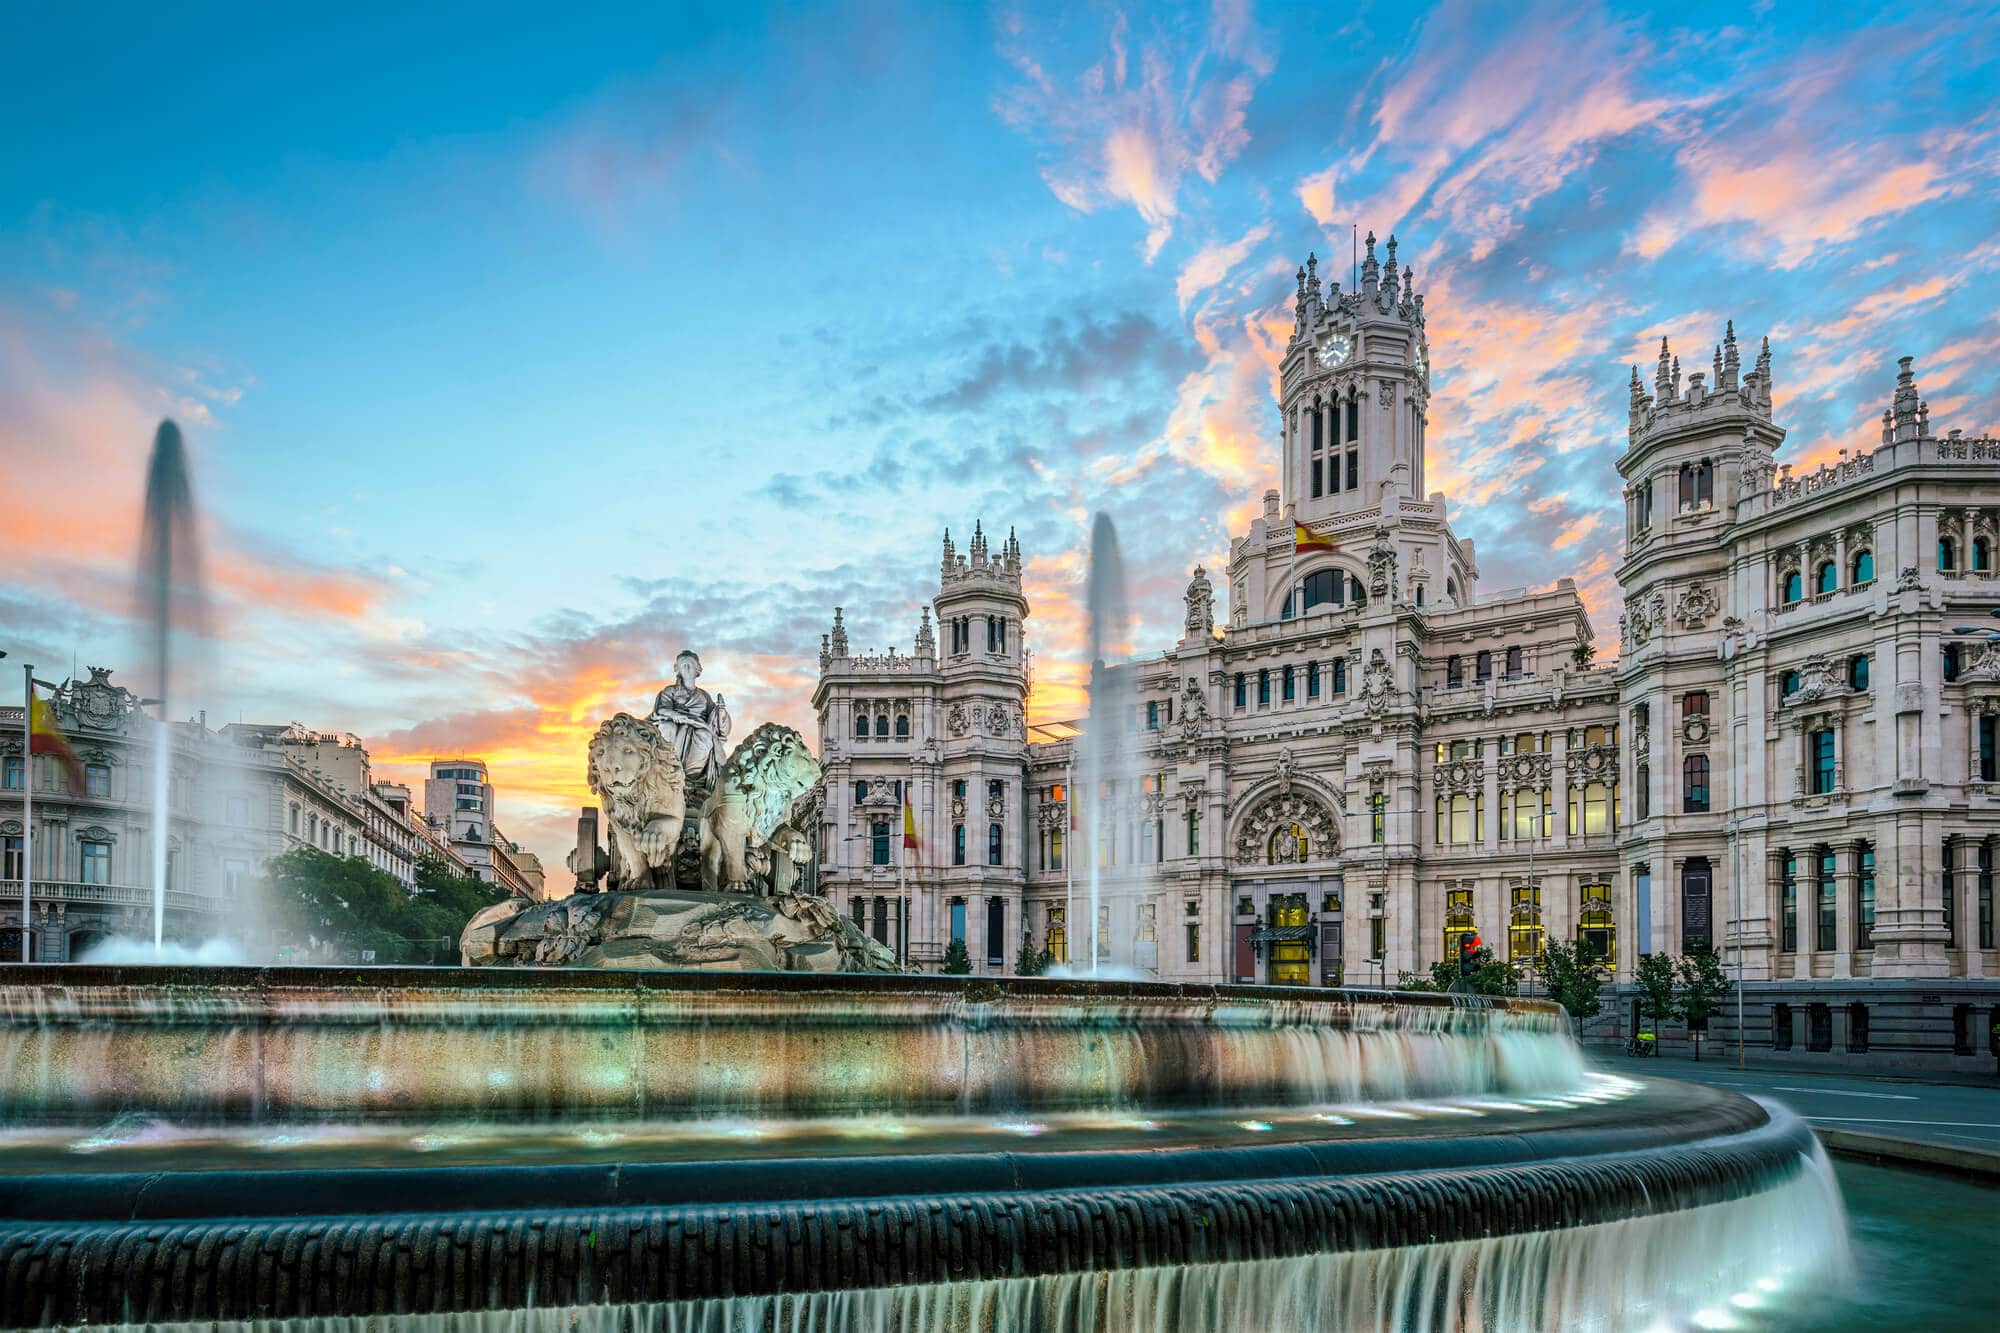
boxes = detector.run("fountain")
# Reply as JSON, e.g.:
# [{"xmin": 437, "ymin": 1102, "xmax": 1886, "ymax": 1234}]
[
  {"xmin": 135, "ymin": 420, "xmax": 203, "ymax": 955},
  {"xmin": 1080, "ymin": 511, "xmax": 1137, "ymax": 971},
  {"xmin": 0, "ymin": 967, "xmax": 1846, "ymax": 1329},
  {"xmin": 0, "ymin": 447, "xmax": 1851, "ymax": 1329}
]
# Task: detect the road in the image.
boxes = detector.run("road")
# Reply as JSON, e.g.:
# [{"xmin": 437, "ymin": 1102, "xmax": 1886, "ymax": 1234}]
[{"xmin": 1592, "ymin": 1053, "xmax": 2000, "ymax": 1152}]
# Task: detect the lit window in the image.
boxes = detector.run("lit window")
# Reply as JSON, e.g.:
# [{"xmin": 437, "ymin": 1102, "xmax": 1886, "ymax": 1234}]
[{"xmin": 1682, "ymin": 755, "xmax": 1709, "ymax": 812}]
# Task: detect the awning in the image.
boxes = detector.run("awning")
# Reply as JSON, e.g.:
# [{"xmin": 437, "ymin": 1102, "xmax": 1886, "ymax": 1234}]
[{"xmin": 1249, "ymin": 925, "xmax": 1315, "ymax": 944}]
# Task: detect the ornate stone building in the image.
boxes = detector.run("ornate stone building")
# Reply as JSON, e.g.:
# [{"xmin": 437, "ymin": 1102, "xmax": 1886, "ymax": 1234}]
[
  {"xmin": 0, "ymin": 668, "xmax": 504, "ymax": 961},
  {"xmin": 813, "ymin": 232, "xmax": 2000, "ymax": 1070}
]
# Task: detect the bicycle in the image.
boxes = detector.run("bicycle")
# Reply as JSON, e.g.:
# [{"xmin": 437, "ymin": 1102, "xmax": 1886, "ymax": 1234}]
[{"xmin": 1622, "ymin": 1032, "xmax": 1657, "ymax": 1057}]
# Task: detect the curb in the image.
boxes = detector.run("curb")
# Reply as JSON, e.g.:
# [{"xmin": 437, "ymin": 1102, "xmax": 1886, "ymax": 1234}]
[{"xmin": 1813, "ymin": 1128, "xmax": 2000, "ymax": 1184}]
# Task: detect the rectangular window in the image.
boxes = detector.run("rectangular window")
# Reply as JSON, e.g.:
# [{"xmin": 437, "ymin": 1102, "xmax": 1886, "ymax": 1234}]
[
  {"xmin": 1333, "ymin": 660, "xmax": 1347, "ymax": 693},
  {"xmin": 1810, "ymin": 730, "xmax": 1836, "ymax": 795},
  {"xmin": 1307, "ymin": 662, "xmax": 1321, "ymax": 698},
  {"xmin": 871, "ymin": 822, "xmax": 891, "ymax": 866},
  {"xmin": 1233, "ymin": 674, "xmax": 1246, "ymax": 709},
  {"xmin": 952, "ymin": 824, "xmax": 966, "ymax": 866},
  {"xmin": 1185, "ymin": 920, "xmax": 1201, "ymax": 962},
  {"xmin": 223, "ymin": 859, "xmax": 248, "ymax": 897},
  {"xmin": 1980, "ymin": 842, "xmax": 1995, "ymax": 951},
  {"xmin": 1578, "ymin": 884, "xmax": 1614, "ymax": 963},
  {"xmin": 949, "ymin": 899, "xmax": 967, "ymax": 946},
  {"xmin": 1681, "ymin": 691, "xmax": 1709, "ymax": 719},
  {"xmin": 2, "ymin": 835, "xmax": 22, "ymax": 880},
  {"xmin": 1187, "ymin": 810, "xmax": 1200, "ymax": 856},
  {"xmin": 1816, "ymin": 846, "xmax": 1837, "ymax": 951},
  {"xmin": 1050, "ymin": 827, "xmax": 1063, "ymax": 871},
  {"xmin": 1370, "ymin": 793, "xmax": 1385, "ymax": 844},
  {"xmin": 1981, "ymin": 717, "xmax": 1997, "ymax": 782},
  {"xmin": 1856, "ymin": 844, "xmax": 1875, "ymax": 950},
  {"xmin": 85, "ymin": 763, "xmax": 111, "ymax": 798},
  {"xmin": 1282, "ymin": 666, "xmax": 1295, "ymax": 702},
  {"xmin": 1944, "ymin": 839, "xmax": 1957, "ymax": 947},
  {"xmin": 987, "ymin": 898, "xmax": 1005, "ymax": 967},
  {"xmin": 1780, "ymin": 852, "xmax": 1798, "ymax": 952},
  {"xmin": 227, "ymin": 794, "xmax": 252, "ymax": 826},
  {"xmin": 1257, "ymin": 670, "xmax": 1270, "ymax": 706},
  {"xmin": 1, "ymin": 756, "xmax": 21, "ymax": 790},
  {"xmin": 1146, "ymin": 700, "xmax": 1159, "ymax": 730},
  {"xmin": 80, "ymin": 840, "xmax": 112, "ymax": 885},
  {"xmin": 1311, "ymin": 457, "xmax": 1323, "ymax": 498},
  {"xmin": 1369, "ymin": 914, "xmax": 1385, "ymax": 960},
  {"xmin": 1583, "ymin": 782, "xmax": 1609, "ymax": 835},
  {"xmin": 1345, "ymin": 449, "xmax": 1358, "ymax": 490}
]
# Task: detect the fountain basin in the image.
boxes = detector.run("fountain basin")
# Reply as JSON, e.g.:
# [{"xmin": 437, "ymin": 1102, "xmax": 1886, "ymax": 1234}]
[{"xmin": 0, "ymin": 967, "xmax": 1846, "ymax": 1330}]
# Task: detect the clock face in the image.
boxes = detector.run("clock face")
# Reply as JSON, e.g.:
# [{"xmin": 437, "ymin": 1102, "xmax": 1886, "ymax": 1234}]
[{"xmin": 1317, "ymin": 330, "xmax": 1351, "ymax": 369}]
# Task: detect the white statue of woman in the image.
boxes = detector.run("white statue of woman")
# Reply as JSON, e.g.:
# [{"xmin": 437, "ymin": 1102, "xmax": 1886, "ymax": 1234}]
[{"xmin": 650, "ymin": 650, "xmax": 731, "ymax": 790}]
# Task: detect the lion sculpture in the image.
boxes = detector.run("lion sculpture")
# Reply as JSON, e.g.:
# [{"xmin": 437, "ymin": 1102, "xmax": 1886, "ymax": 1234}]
[
  {"xmin": 586, "ymin": 712, "xmax": 687, "ymax": 892},
  {"xmin": 699, "ymin": 722, "xmax": 820, "ymax": 894}
]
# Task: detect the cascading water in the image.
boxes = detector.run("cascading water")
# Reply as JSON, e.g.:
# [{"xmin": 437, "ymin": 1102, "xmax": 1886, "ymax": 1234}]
[
  {"xmin": 0, "ymin": 967, "xmax": 1853, "ymax": 1330},
  {"xmin": 1080, "ymin": 512, "xmax": 1138, "ymax": 972},
  {"xmin": 134, "ymin": 420, "xmax": 202, "ymax": 955}
]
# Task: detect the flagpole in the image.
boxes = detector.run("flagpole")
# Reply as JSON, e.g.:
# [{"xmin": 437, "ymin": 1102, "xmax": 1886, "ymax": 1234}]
[
  {"xmin": 21, "ymin": 665, "xmax": 33, "ymax": 963},
  {"xmin": 1064, "ymin": 759, "xmax": 1074, "ymax": 967}
]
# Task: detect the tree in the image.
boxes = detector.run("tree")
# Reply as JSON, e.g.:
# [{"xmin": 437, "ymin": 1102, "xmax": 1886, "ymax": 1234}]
[
  {"xmin": 1677, "ymin": 947, "xmax": 1734, "ymax": 1062},
  {"xmin": 264, "ymin": 847, "xmax": 409, "ymax": 962},
  {"xmin": 1397, "ymin": 945, "xmax": 1518, "ymax": 996},
  {"xmin": 1015, "ymin": 935, "xmax": 1051, "ymax": 976},
  {"xmin": 940, "ymin": 938, "xmax": 973, "ymax": 975},
  {"xmin": 1633, "ymin": 952, "xmax": 1682, "ymax": 1048},
  {"xmin": 1534, "ymin": 939, "xmax": 1603, "ymax": 1023},
  {"xmin": 262, "ymin": 847, "xmax": 509, "ymax": 965}
]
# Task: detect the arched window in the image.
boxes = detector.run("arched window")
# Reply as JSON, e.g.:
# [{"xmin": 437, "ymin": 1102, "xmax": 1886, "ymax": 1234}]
[
  {"xmin": 1682, "ymin": 754, "xmax": 1710, "ymax": 812},
  {"xmin": 1301, "ymin": 569, "xmax": 1343, "ymax": 610},
  {"xmin": 853, "ymin": 780, "xmax": 868, "ymax": 803},
  {"xmin": 1781, "ymin": 669, "xmax": 1802, "ymax": 696},
  {"xmin": 1815, "ymin": 562, "xmax": 1837, "ymax": 596},
  {"xmin": 854, "ymin": 712, "xmax": 868, "ymax": 738},
  {"xmin": 894, "ymin": 714, "xmax": 910, "ymax": 738},
  {"xmin": 1851, "ymin": 550, "xmax": 1874, "ymax": 584},
  {"xmin": 1446, "ymin": 655, "xmax": 1463, "ymax": 687},
  {"xmin": 874, "ymin": 714, "xmax": 889, "ymax": 737},
  {"xmin": 1475, "ymin": 650, "xmax": 1493, "ymax": 682},
  {"xmin": 1849, "ymin": 654, "xmax": 1870, "ymax": 690},
  {"xmin": 1268, "ymin": 822, "xmax": 1309, "ymax": 864},
  {"xmin": 1504, "ymin": 646, "xmax": 1523, "ymax": 678},
  {"xmin": 1446, "ymin": 579, "xmax": 1460, "ymax": 602},
  {"xmin": 1781, "ymin": 569, "xmax": 1804, "ymax": 604},
  {"xmin": 1677, "ymin": 460, "xmax": 1714, "ymax": 509},
  {"xmin": 1940, "ymin": 537, "xmax": 1958, "ymax": 571},
  {"xmin": 1344, "ymin": 389, "xmax": 1359, "ymax": 441},
  {"xmin": 1976, "ymin": 536, "xmax": 1993, "ymax": 572}
]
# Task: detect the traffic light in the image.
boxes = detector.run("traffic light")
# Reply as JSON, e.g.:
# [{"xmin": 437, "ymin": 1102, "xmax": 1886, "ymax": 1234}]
[{"xmin": 1458, "ymin": 933, "xmax": 1481, "ymax": 978}]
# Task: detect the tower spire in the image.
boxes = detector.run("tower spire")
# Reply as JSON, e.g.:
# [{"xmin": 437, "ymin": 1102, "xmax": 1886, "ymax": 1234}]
[{"xmin": 1654, "ymin": 336, "xmax": 1673, "ymax": 399}]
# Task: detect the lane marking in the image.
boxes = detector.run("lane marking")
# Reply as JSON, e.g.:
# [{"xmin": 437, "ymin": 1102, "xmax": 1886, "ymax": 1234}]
[
  {"xmin": 1935, "ymin": 1131, "xmax": 2000, "ymax": 1147},
  {"xmin": 1771, "ymin": 1086, "xmax": 1916, "ymax": 1101}
]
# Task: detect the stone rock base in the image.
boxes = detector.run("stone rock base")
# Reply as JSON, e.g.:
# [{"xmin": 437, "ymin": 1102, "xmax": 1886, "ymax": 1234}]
[{"xmin": 461, "ymin": 889, "xmax": 900, "ymax": 973}]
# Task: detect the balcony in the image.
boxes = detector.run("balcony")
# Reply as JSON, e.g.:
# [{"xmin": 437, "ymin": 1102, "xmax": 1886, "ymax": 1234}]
[{"xmin": 0, "ymin": 879, "xmax": 231, "ymax": 917}]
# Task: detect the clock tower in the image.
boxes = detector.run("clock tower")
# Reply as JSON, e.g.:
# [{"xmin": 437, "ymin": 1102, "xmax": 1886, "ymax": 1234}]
[{"xmin": 1277, "ymin": 232, "xmax": 1429, "ymax": 523}]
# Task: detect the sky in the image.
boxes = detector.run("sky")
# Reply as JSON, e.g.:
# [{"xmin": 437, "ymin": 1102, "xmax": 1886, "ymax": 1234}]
[{"xmin": 3, "ymin": 0, "xmax": 1997, "ymax": 875}]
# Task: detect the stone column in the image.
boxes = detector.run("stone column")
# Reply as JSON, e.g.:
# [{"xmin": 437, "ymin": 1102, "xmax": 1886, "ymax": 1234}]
[{"xmin": 1831, "ymin": 839, "xmax": 1857, "ymax": 978}]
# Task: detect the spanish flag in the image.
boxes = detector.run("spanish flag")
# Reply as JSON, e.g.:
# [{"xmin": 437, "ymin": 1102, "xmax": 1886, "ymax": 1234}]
[
  {"xmin": 29, "ymin": 692, "xmax": 86, "ymax": 795},
  {"xmin": 1293, "ymin": 522, "xmax": 1336, "ymax": 553},
  {"xmin": 902, "ymin": 793, "xmax": 918, "ymax": 850}
]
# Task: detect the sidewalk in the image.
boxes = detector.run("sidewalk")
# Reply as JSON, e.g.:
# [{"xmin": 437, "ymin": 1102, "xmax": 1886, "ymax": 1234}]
[{"xmin": 1583, "ymin": 1039, "xmax": 2000, "ymax": 1090}]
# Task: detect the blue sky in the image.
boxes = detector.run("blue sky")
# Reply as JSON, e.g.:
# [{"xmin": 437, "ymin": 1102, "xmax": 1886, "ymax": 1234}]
[{"xmin": 4, "ymin": 0, "xmax": 1996, "ymax": 869}]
